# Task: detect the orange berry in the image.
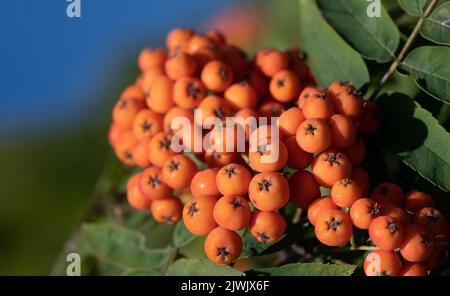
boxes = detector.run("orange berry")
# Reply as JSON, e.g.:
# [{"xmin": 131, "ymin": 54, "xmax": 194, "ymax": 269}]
[
  {"xmin": 204, "ymin": 227, "xmax": 242, "ymax": 264},
  {"xmin": 279, "ymin": 107, "xmax": 305, "ymax": 138},
  {"xmin": 414, "ymin": 207, "xmax": 446, "ymax": 235},
  {"xmin": 146, "ymin": 75, "xmax": 175, "ymax": 114},
  {"xmin": 148, "ymin": 131, "xmax": 177, "ymax": 167},
  {"xmin": 400, "ymin": 224, "xmax": 434, "ymax": 262},
  {"xmin": 224, "ymin": 81, "xmax": 258, "ymax": 110},
  {"xmin": 350, "ymin": 198, "xmax": 382, "ymax": 229},
  {"xmin": 183, "ymin": 195, "xmax": 218, "ymax": 235},
  {"xmin": 127, "ymin": 173, "xmax": 152, "ymax": 210},
  {"xmin": 196, "ymin": 95, "xmax": 232, "ymax": 126},
  {"xmin": 163, "ymin": 107, "xmax": 194, "ymax": 132},
  {"xmin": 258, "ymin": 101, "xmax": 286, "ymax": 118},
  {"xmin": 351, "ymin": 167, "xmax": 369, "ymax": 195},
  {"xmin": 113, "ymin": 97, "xmax": 145, "ymax": 129},
  {"xmin": 121, "ymin": 84, "xmax": 146, "ymax": 101},
  {"xmin": 329, "ymin": 82, "xmax": 364, "ymax": 120},
  {"xmin": 364, "ymin": 250, "xmax": 401, "ymax": 276},
  {"xmin": 138, "ymin": 48, "xmax": 167, "ymax": 72},
  {"xmin": 173, "ymin": 76, "xmax": 206, "ymax": 109},
  {"xmin": 204, "ymin": 150, "xmax": 242, "ymax": 168},
  {"xmin": 248, "ymin": 138, "xmax": 288, "ymax": 173},
  {"xmin": 404, "ymin": 191, "xmax": 435, "ymax": 213},
  {"xmin": 255, "ymin": 48, "xmax": 288, "ymax": 77},
  {"xmin": 315, "ymin": 209, "xmax": 353, "ymax": 246},
  {"xmin": 297, "ymin": 86, "xmax": 322, "ymax": 109},
  {"xmin": 161, "ymin": 154, "xmax": 198, "ymax": 189},
  {"xmin": 201, "ymin": 60, "xmax": 234, "ymax": 92},
  {"xmin": 296, "ymin": 118, "xmax": 331, "ymax": 153},
  {"xmin": 302, "ymin": 91, "xmax": 335, "ymax": 121},
  {"xmin": 311, "ymin": 151, "xmax": 352, "ymax": 188},
  {"xmin": 328, "ymin": 114, "xmax": 357, "ymax": 149},
  {"xmin": 165, "ymin": 52, "xmax": 197, "ymax": 80},
  {"xmin": 151, "ymin": 196, "xmax": 183, "ymax": 224},
  {"xmin": 248, "ymin": 172, "xmax": 289, "ymax": 212},
  {"xmin": 139, "ymin": 166, "xmax": 172, "ymax": 200},
  {"xmin": 166, "ymin": 28, "xmax": 194, "ymax": 52},
  {"xmin": 400, "ymin": 263, "xmax": 428, "ymax": 276},
  {"xmin": 250, "ymin": 211, "xmax": 286, "ymax": 243},
  {"xmin": 113, "ymin": 130, "xmax": 137, "ymax": 165},
  {"xmin": 369, "ymin": 215, "xmax": 405, "ymax": 250},
  {"xmin": 343, "ymin": 136, "xmax": 365, "ymax": 165},
  {"xmin": 137, "ymin": 66, "xmax": 165, "ymax": 92},
  {"xmin": 132, "ymin": 137, "xmax": 152, "ymax": 168},
  {"xmin": 331, "ymin": 178, "xmax": 363, "ymax": 208},
  {"xmin": 190, "ymin": 168, "xmax": 221, "ymax": 198},
  {"xmin": 132, "ymin": 109, "xmax": 163, "ymax": 140},
  {"xmin": 206, "ymin": 30, "xmax": 226, "ymax": 46},
  {"xmin": 269, "ymin": 70, "xmax": 301, "ymax": 103},
  {"xmin": 216, "ymin": 163, "xmax": 252, "ymax": 196},
  {"xmin": 213, "ymin": 195, "xmax": 251, "ymax": 231},
  {"xmin": 307, "ymin": 197, "xmax": 340, "ymax": 226},
  {"xmin": 186, "ymin": 34, "xmax": 214, "ymax": 54}
]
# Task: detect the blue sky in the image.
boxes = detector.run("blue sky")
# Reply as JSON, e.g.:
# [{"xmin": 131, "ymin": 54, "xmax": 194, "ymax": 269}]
[{"xmin": 0, "ymin": 0, "xmax": 236, "ymax": 136}]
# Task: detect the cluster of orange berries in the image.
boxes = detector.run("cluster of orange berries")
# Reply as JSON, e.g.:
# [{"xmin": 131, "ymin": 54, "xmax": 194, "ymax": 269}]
[{"xmin": 108, "ymin": 28, "xmax": 448, "ymax": 274}]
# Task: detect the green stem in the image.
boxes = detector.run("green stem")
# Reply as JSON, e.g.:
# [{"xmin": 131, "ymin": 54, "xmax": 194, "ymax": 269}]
[{"xmin": 369, "ymin": 0, "xmax": 439, "ymax": 101}]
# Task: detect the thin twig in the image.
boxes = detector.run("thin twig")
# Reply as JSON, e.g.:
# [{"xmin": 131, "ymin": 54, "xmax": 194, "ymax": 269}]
[{"xmin": 369, "ymin": 0, "xmax": 439, "ymax": 101}]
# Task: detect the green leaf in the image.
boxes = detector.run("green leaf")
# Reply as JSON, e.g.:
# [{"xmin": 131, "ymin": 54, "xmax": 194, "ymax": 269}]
[
  {"xmin": 378, "ymin": 93, "xmax": 450, "ymax": 192},
  {"xmin": 298, "ymin": 0, "xmax": 369, "ymax": 88},
  {"xmin": 318, "ymin": 0, "xmax": 400, "ymax": 62},
  {"xmin": 398, "ymin": 0, "xmax": 448, "ymax": 17},
  {"xmin": 82, "ymin": 223, "xmax": 173, "ymax": 271},
  {"xmin": 242, "ymin": 224, "xmax": 304, "ymax": 257},
  {"xmin": 421, "ymin": 2, "xmax": 450, "ymax": 45},
  {"xmin": 249, "ymin": 262, "xmax": 357, "ymax": 276},
  {"xmin": 166, "ymin": 259, "xmax": 244, "ymax": 276},
  {"xmin": 401, "ymin": 46, "xmax": 450, "ymax": 103},
  {"xmin": 173, "ymin": 221, "xmax": 196, "ymax": 248}
]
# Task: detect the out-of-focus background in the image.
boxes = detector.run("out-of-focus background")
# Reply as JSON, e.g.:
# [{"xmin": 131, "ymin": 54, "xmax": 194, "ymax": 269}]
[{"xmin": 0, "ymin": 0, "xmax": 298, "ymax": 275}]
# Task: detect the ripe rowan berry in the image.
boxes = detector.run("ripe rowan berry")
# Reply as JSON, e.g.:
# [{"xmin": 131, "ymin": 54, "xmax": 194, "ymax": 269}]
[
  {"xmin": 239, "ymin": 70, "xmax": 268, "ymax": 98},
  {"xmin": 255, "ymin": 48, "xmax": 288, "ymax": 77},
  {"xmin": 121, "ymin": 84, "xmax": 146, "ymax": 101},
  {"xmin": 137, "ymin": 66, "xmax": 165, "ymax": 92},
  {"xmin": 138, "ymin": 48, "xmax": 167, "ymax": 72},
  {"xmin": 414, "ymin": 207, "xmax": 446, "ymax": 235},
  {"xmin": 307, "ymin": 196, "xmax": 340, "ymax": 226},
  {"xmin": 163, "ymin": 107, "xmax": 194, "ymax": 132},
  {"xmin": 173, "ymin": 76, "xmax": 206, "ymax": 109},
  {"xmin": 371, "ymin": 182, "xmax": 404, "ymax": 207},
  {"xmin": 343, "ymin": 136, "xmax": 365, "ymax": 166},
  {"xmin": 248, "ymin": 172, "xmax": 289, "ymax": 212},
  {"xmin": 297, "ymin": 86, "xmax": 322, "ymax": 109},
  {"xmin": 400, "ymin": 224, "xmax": 434, "ymax": 262},
  {"xmin": 350, "ymin": 198, "xmax": 382, "ymax": 229},
  {"xmin": 108, "ymin": 122, "xmax": 126, "ymax": 147},
  {"xmin": 328, "ymin": 114, "xmax": 357, "ymax": 149},
  {"xmin": 331, "ymin": 178, "xmax": 363, "ymax": 208},
  {"xmin": 364, "ymin": 250, "xmax": 401, "ymax": 276},
  {"xmin": 311, "ymin": 151, "xmax": 352, "ymax": 188},
  {"xmin": 132, "ymin": 109, "xmax": 163, "ymax": 140},
  {"xmin": 113, "ymin": 97, "xmax": 145, "ymax": 129},
  {"xmin": 165, "ymin": 52, "xmax": 197, "ymax": 80},
  {"xmin": 328, "ymin": 81, "xmax": 356, "ymax": 96},
  {"xmin": 269, "ymin": 70, "xmax": 301, "ymax": 103},
  {"xmin": 216, "ymin": 163, "xmax": 252, "ymax": 196},
  {"xmin": 204, "ymin": 150, "xmax": 242, "ymax": 168},
  {"xmin": 146, "ymin": 75, "xmax": 175, "ymax": 114},
  {"xmin": 183, "ymin": 195, "xmax": 217, "ymax": 235},
  {"xmin": 186, "ymin": 34, "xmax": 214, "ymax": 54},
  {"xmin": 279, "ymin": 107, "xmax": 305, "ymax": 138},
  {"xmin": 400, "ymin": 263, "xmax": 428, "ymax": 276},
  {"xmin": 221, "ymin": 45, "xmax": 249, "ymax": 76},
  {"xmin": 369, "ymin": 215, "xmax": 404, "ymax": 250},
  {"xmin": 113, "ymin": 131, "xmax": 137, "ymax": 166},
  {"xmin": 190, "ymin": 168, "xmax": 221, "ymax": 198},
  {"xmin": 302, "ymin": 91, "xmax": 335, "ymax": 121},
  {"xmin": 161, "ymin": 154, "xmax": 198, "ymax": 189},
  {"xmin": 127, "ymin": 173, "xmax": 152, "ymax": 210},
  {"xmin": 314, "ymin": 209, "xmax": 353, "ymax": 247},
  {"xmin": 201, "ymin": 60, "xmax": 234, "ymax": 92},
  {"xmin": 224, "ymin": 81, "xmax": 258, "ymax": 110},
  {"xmin": 424, "ymin": 234, "xmax": 449, "ymax": 270},
  {"xmin": 404, "ymin": 190, "xmax": 435, "ymax": 213},
  {"xmin": 250, "ymin": 211, "xmax": 286, "ymax": 243},
  {"xmin": 289, "ymin": 170, "xmax": 321, "ymax": 210},
  {"xmin": 258, "ymin": 101, "xmax": 286, "ymax": 119},
  {"xmin": 148, "ymin": 131, "xmax": 177, "ymax": 167},
  {"xmin": 133, "ymin": 137, "xmax": 152, "ymax": 168},
  {"xmin": 213, "ymin": 195, "xmax": 251, "ymax": 231},
  {"xmin": 295, "ymin": 118, "xmax": 331, "ymax": 154},
  {"xmin": 351, "ymin": 167, "xmax": 369, "ymax": 195},
  {"xmin": 208, "ymin": 125, "xmax": 238, "ymax": 152},
  {"xmin": 284, "ymin": 136, "xmax": 313, "ymax": 170},
  {"xmin": 355, "ymin": 101, "xmax": 382, "ymax": 134},
  {"xmin": 204, "ymin": 227, "xmax": 243, "ymax": 264},
  {"xmin": 196, "ymin": 95, "xmax": 232, "ymax": 126},
  {"xmin": 192, "ymin": 46, "xmax": 222, "ymax": 68},
  {"xmin": 139, "ymin": 166, "xmax": 172, "ymax": 200},
  {"xmin": 166, "ymin": 28, "xmax": 194, "ymax": 52},
  {"xmin": 382, "ymin": 205, "xmax": 411, "ymax": 229},
  {"xmin": 151, "ymin": 196, "xmax": 183, "ymax": 224},
  {"xmin": 329, "ymin": 82, "xmax": 364, "ymax": 121},
  {"xmin": 248, "ymin": 137, "xmax": 287, "ymax": 173}
]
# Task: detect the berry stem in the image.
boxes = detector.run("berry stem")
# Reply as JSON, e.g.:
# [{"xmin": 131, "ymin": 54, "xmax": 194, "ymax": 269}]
[{"xmin": 369, "ymin": 0, "xmax": 439, "ymax": 101}]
